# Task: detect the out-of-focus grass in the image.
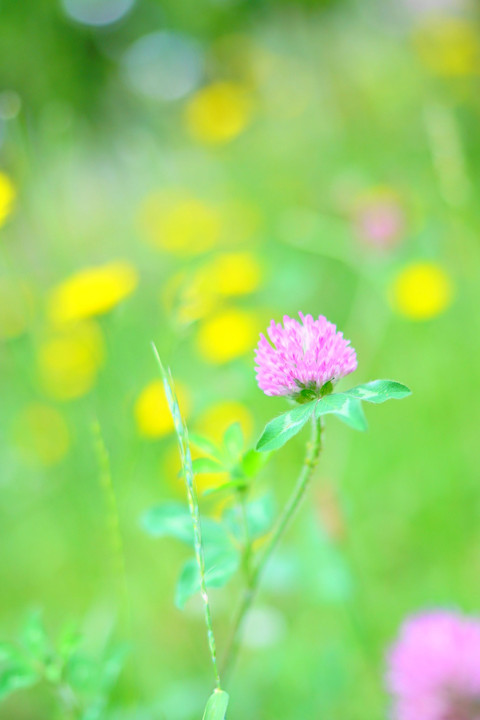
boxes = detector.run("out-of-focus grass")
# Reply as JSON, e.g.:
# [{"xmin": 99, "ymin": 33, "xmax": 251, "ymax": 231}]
[{"xmin": 1, "ymin": 1, "xmax": 480, "ymax": 718}]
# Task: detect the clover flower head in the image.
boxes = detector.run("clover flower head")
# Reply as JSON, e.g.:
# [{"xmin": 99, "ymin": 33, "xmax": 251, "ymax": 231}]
[
  {"xmin": 387, "ymin": 611, "xmax": 480, "ymax": 720},
  {"xmin": 254, "ymin": 312, "xmax": 357, "ymax": 399}
]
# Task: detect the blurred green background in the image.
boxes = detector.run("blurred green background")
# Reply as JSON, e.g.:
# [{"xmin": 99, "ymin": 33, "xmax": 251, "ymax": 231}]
[{"xmin": 1, "ymin": 0, "xmax": 480, "ymax": 717}]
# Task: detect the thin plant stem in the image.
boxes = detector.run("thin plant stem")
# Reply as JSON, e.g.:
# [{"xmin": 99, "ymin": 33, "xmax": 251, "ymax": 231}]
[
  {"xmin": 238, "ymin": 489, "xmax": 253, "ymax": 584},
  {"xmin": 151, "ymin": 343, "xmax": 222, "ymax": 690},
  {"xmin": 92, "ymin": 420, "xmax": 130, "ymax": 630},
  {"xmin": 221, "ymin": 416, "xmax": 323, "ymax": 681}
]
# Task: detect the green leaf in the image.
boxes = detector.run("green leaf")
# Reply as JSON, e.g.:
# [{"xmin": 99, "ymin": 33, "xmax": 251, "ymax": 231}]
[
  {"xmin": 256, "ymin": 401, "xmax": 316, "ymax": 452},
  {"xmin": 192, "ymin": 457, "xmax": 225, "ymax": 474},
  {"xmin": 223, "ymin": 422, "xmax": 243, "ymax": 461},
  {"xmin": 175, "ymin": 548, "xmax": 239, "ymax": 609},
  {"xmin": 65, "ymin": 655, "xmax": 99, "ymax": 694},
  {"xmin": 101, "ymin": 644, "xmax": 129, "ymax": 690},
  {"xmin": 202, "ymin": 689, "xmax": 229, "ymax": 720},
  {"xmin": 189, "ymin": 433, "xmax": 224, "ymax": 463},
  {"xmin": 142, "ymin": 502, "xmax": 230, "ymax": 550},
  {"xmin": 239, "ymin": 449, "xmax": 271, "ymax": 479},
  {"xmin": 0, "ymin": 642, "xmax": 19, "ymax": 664},
  {"xmin": 343, "ymin": 379, "xmax": 411, "ymax": 403},
  {"xmin": 20, "ymin": 610, "xmax": 49, "ymax": 662},
  {"xmin": 142, "ymin": 502, "xmax": 195, "ymax": 544},
  {"xmin": 57, "ymin": 622, "xmax": 82, "ymax": 661},
  {"xmin": 314, "ymin": 394, "xmax": 367, "ymax": 431},
  {"xmin": 202, "ymin": 479, "xmax": 247, "ymax": 497},
  {"xmin": 224, "ymin": 494, "xmax": 276, "ymax": 540},
  {"xmin": 0, "ymin": 664, "xmax": 38, "ymax": 700}
]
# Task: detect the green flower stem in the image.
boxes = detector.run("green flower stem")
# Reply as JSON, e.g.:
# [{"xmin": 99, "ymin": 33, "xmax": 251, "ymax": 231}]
[
  {"xmin": 222, "ymin": 416, "xmax": 323, "ymax": 681},
  {"xmin": 239, "ymin": 488, "xmax": 253, "ymax": 584},
  {"xmin": 152, "ymin": 343, "xmax": 222, "ymax": 690}
]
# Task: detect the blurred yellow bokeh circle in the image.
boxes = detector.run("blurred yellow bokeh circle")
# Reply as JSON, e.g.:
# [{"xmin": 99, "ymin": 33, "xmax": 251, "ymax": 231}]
[
  {"xmin": 390, "ymin": 262, "xmax": 453, "ymax": 320},
  {"xmin": 163, "ymin": 252, "xmax": 262, "ymax": 327},
  {"xmin": 47, "ymin": 261, "xmax": 138, "ymax": 325},
  {"xmin": 413, "ymin": 18, "xmax": 479, "ymax": 76},
  {"xmin": 196, "ymin": 307, "xmax": 258, "ymax": 363},
  {"xmin": 13, "ymin": 403, "xmax": 70, "ymax": 466},
  {"xmin": 37, "ymin": 320, "xmax": 105, "ymax": 400},
  {"xmin": 202, "ymin": 252, "xmax": 262, "ymax": 296},
  {"xmin": 0, "ymin": 279, "xmax": 34, "ymax": 340},
  {"xmin": 138, "ymin": 190, "xmax": 221, "ymax": 255},
  {"xmin": 135, "ymin": 379, "xmax": 190, "ymax": 438},
  {"xmin": 194, "ymin": 400, "xmax": 253, "ymax": 442},
  {"xmin": 185, "ymin": 81, "xmax": 253, "ymax": 144},
  {"xmin": 0, "ymin": 172, "xmax": 16, "ymax": 227}
]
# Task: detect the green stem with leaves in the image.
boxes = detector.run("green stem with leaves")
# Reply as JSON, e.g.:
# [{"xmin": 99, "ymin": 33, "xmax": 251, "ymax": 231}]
[
  {"xmin": 222, "ymin": 416, "xmax": 323, "ymax": 681},
  {"xmin": 152, "ymin": 343, "xmax": 222, "ymax": 691}
]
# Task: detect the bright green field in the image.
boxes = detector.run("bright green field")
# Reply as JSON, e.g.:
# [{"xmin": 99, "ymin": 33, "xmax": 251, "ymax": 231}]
[{"xmin": 1, "ymin": 1, "xmax": 480, "ymax": 718}]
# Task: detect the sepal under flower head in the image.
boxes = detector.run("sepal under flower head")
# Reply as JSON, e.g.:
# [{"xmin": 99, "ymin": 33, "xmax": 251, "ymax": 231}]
[{"xmin": 254, "ymin": 312, "xmax": 357, "ymax": 399}]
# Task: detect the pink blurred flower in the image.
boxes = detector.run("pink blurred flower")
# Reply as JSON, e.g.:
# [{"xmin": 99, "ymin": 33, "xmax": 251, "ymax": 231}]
[
  {"xmin": 254, "ymin": 312, "xmax": 357, "ymax": 398},
  {"xmin": 387, "ymin": 611, "xmax": 480, "ymax": 720},
  {"xmin": 355, "ymin": 196, "xmax": 405, "ymax": 251}
]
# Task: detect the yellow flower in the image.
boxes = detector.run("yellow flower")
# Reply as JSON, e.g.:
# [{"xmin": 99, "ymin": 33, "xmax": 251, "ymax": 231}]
[
  {"xmin": 196, "ymin": 307, "xmax": 258, "ymax": 363},
  {"xmin": 138, "ymin": 190, "xmax": 221, "ymax": 255},
  {"xmin": 194, "ymin": 400, "xmax": 253, "ymax": 442},
  {"xmin": 413, "ymin": 17, "xmax": 479, "ymax": 76},
  {"xmin": 389, "ymin": 262, "xmax": 453, "ymax": 320},
  {"xmin": 13, "ymin": 403, "xmax": 70, "ymax": 466},
  {"xmin": 0, "ymin": 172, "xmax": 16, "ymax": 227},
  {"xmin": 47, "ymin": 261, "xmax": 138, "ymax": 325},
  {"xmin": 135, "ymin": 379, "xmax": 190, "ymax": 438},
  {"xmin": 201, "ymin": 252, "xmax": 262, "ymax": 296},
  {"xmin": 0, "ymin": 279, "xmax": 33, "ymax": 340},
  {"xmin": 37, "ymin": 320, "xmax": 105, "ymax": 400},
  {"xmin": 185, "ymin": 81, "xmax": 252, "ymax": 144}
]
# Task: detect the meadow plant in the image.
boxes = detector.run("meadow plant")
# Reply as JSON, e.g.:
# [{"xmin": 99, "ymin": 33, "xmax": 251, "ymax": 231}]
[
  {"xmin": 0, "ymin": 610, "xmax": 126, "ymax": 718},
  {"xmin": 147, "ymin": 312, "xmax": 410, "ymax": 718}
]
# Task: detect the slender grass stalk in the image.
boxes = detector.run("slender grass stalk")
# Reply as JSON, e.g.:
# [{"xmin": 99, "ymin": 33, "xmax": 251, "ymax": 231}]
[
  {"xmin": 151, "ymin": 342, "xmax": 222, "ymax": 690},
  {"xmin": 222, "ymin": 416, "xmax": 323, "ymax": 681},
  {"xmin": 92, "ymin": 420, "xmax": 129, "ymax": 628}
]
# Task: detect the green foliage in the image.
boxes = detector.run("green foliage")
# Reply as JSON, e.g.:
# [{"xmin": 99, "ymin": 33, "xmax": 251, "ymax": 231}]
[
  {"xmin": 192, "ymin": 457, "xmax": 225, "ymax": 474},
  {"xmin": 202, "ymin": 690, "xmax": 229, "ymax": 720},
  {"xmin": 142, "ymin": 502, "xmax": 236, "ymax": 551},
  {"xmin": 343, "ymin": 380, "xmax": 412, "ymax": 404},
  {"xmin": 144, "ymin": 407, "xmax": 274, "ymax": 608},
  {"xmin": 256, "ymin": 379, "xmax": 411, "ymax": 451},
  {"xmin": 142, "ymin": 500, "xmax": 241, "ymax": 607},
  {"xmin": 189, "ymin": 434, "xmax": 225, "ymax": 464},
  {"xmin": 142, "ymin": 502, "xmax": 201, "ymax": 545},
  {"xmin": 223, "ymin": 422, "xmax": 244, "ymax": 463},
  {"xmin": 176, "ymin": 548, "xmax": 240, "ymax": 609},
  {"xmin": 191, "ymin": 422, "xmax": 272, "ymax": 493},
  {"xmin": 256, "ymin": 402, "xmax": 317, "ymax": 452},
  {"xmin": 224, "ymin": 494, "xmax": 276, "ymax": 541},
  {"xmin": 0, "ymin": 661, "xmax": 37, "ymax": 701},
  {"xmin": 0, "ymin": 611, "xmax": 127, "ymax": 715}
]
